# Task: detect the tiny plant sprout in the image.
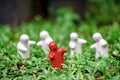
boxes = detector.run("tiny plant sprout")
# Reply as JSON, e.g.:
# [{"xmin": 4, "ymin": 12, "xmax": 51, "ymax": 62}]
[{"xmin": 17, "ymin": 34, "xmax": 36, "ymax": 59}]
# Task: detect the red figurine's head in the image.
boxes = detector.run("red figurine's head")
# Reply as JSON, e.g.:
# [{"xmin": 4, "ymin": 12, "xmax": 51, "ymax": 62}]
[{"xmin": 49, "ymin": 42, "xmax": 58, "ymax": 51}]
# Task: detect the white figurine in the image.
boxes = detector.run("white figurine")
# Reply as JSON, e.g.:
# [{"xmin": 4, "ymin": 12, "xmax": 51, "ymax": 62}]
[
  {"xmin": 37, "ymin": 31, "xmax": 53, "ymax": 55},
  {"xmin": 17, "ymin": 34, "xmax": 36, "ymax": 59},
  {"xmin": 69, "ymin": 32, "xmax": 87, "ymax": 56},
  {"xmin": 90, "ymin": 32, "xmax": 108, "ymax": 59}
]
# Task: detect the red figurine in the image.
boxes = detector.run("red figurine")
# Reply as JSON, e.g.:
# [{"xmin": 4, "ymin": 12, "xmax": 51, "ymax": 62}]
[{"xmin": 48, "ymin": 41, "xmax": 67, "ymax": 69}]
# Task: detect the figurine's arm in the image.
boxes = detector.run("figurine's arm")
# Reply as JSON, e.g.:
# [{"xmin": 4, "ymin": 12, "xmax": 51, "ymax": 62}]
[
  {"xmin": 17, "ymin": 44, "xmax": 27, "ymax": 52},
  {"xmin": 48, "ymin": 52, "xmax": 54, "ymax": 59},
  {"xmin": 69, "ymin": 42, "xmax": 75, "ymax": 49},
  {"xmin": 101, "ymin": 40, "xmax": 107, "ymax": 47},
  {"xmin": 79, "ymin": 39, "xmax": 87, "ymax": 44},
  {"xmin": 37, "ymin": 41, "xmax": 42, "ymax": 46},
  {"xmin": 90, "ymin": 44, "xmax": 96, "ymax": 49},
  {"xmin": 62, "ymin": 48, "xmax": 67, "ymax": 53},
  {"xmin": 29, "ymin": 41, "xmax": 36, "ymax": 45}
]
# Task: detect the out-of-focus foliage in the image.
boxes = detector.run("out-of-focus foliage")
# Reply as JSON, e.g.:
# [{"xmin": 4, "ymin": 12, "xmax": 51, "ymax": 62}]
[{"xmin": 86, "ymin": 0, "xmax": 120, "ymax": 25}]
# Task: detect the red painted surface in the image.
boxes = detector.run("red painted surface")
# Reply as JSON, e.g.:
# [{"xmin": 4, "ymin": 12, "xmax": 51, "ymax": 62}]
[{"xmin": 48, "ymin": 42, "xmax": 67, "ymax": 69}]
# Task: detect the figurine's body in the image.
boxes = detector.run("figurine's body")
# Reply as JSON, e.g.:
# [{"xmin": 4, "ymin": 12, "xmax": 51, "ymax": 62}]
[
  {"xmin": 37, "ymin": 31, "xmax": 53, "ymax": 55},
  {"xmin": 90, "ymin": 32, "xmax": 108, "ymax": 59},
  {"xmin": 69, "ymin": 32, "xmax": 87, "ymax": 56},
  {"xmin": 48, "ymin": 42, "xmax": 67, "ymax": 69},
  {"xmin": 17, "ymin": 34, "xmax": 36, "ymax": 59}
]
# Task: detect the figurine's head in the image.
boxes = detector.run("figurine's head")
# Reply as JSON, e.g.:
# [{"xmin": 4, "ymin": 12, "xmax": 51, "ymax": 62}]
[
  {"xmin": 93, "ymin": 32, "xmax": 102, "ymax": 41},
  {"xmin": 49, "ymin": 42, "xmax": 58, "ymax": 51},
  {"xmin": 40, "ymin": 31, "xmax": 49, "ymax": 40},
  {"xmin": 70, "ymin": 32, "xmax": 78, "ymax": 41},
  {"xmin": 20, "ymin": 34, "xmax": 29, "ymax": 44}
]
